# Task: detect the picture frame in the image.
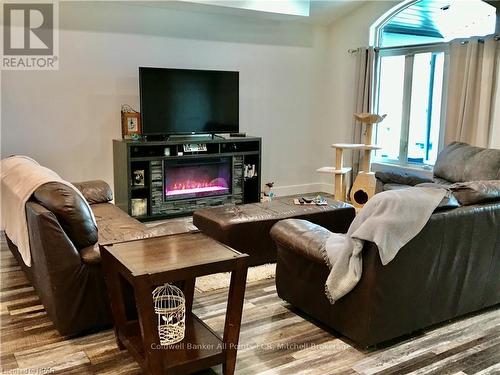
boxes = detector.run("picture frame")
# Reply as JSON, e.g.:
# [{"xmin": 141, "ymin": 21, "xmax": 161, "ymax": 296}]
[
  {"xmin": 133, "ymin": 169, "xmax": 145, "ymax": 186},
  {"xmin": 121, "ymin": 107, "xmax": 141, "ymax": 139},
  {"xmin": 131, "ymin": 198, "xmax": 147, "ymax": 217}
]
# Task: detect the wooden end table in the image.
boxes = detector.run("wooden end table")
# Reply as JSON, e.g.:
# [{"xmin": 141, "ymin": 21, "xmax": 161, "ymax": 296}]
[{"xmin": 100, "ymin": 232, "xmax": 249, "ymax": 375}]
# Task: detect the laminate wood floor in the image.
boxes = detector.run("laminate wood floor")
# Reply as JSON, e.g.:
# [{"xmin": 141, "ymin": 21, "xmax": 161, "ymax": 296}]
[{"xmin": 1, "ymin": 234, "xmax": 499, "ymax": 374}]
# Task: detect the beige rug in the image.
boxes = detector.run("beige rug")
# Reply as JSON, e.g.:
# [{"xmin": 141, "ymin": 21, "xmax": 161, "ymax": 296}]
[{"xmin": 195, "ymin": 263, "xmax": 276, "ymax": 293}]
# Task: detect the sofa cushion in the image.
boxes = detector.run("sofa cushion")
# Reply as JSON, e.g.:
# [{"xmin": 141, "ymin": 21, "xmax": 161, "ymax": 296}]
[
  {"xmin": 375, "ymin": 171, "xmax": 433, "ymax": 186},
  {"xmin": 416, "ymin": 183, "xmax": 461, "ymax": 211},
  {"xmin": 91, "ymin": 203, "xmax": 148, "ymax": 244},
  {"xmin": 434, "ymin": 142, "xmax": 500, "ymax": 183},
  {"xmin": 73, "ymin": 180, "xmax": 113, "ymax": 204},
  {"xmin": 432, "ymin": 176, "xmax": 453, "ymax": 186},
  {"xmin": 91, "ymin": 203, "xmax": 183, "ymax": 245},
  {"xmin": 449, "ymin": 180, "xmax": 500, "ymax": 205},
  {"xmin": 33, "ymin": 182, "xmax": 98, "ymax": 250}
]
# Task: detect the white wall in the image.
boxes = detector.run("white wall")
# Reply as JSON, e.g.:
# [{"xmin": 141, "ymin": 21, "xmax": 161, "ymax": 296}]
[
  {"xmin": 323, "ymin": 1, "xmax": 396, "ymax": 152},
  {"xmin": 2, "ymin": 1, "xmax": 404, "ymax": 196},
  {"xmin": 1, "ymin": 1, "xmax": 331, "ymax": 194},
  {"xmin": 308, "ymin": 1, "xmax": 397, "ymax": 191}
]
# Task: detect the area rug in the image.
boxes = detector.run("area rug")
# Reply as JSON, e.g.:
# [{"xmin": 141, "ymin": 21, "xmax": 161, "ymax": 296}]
[{"xmin": 195, "ymin": 263, "xmax": 276, "ymax": 293}]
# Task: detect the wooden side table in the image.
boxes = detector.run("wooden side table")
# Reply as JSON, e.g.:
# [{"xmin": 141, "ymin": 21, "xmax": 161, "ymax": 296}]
[{"xmin": 100, "ymin": 232, "xmax": 248, "ymax": 375}]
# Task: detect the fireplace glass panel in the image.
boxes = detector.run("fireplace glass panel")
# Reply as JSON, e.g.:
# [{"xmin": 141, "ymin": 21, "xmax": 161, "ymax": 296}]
[{"xmin": 164, "ymin": 158, "xmax": 231, "ymax": 200}]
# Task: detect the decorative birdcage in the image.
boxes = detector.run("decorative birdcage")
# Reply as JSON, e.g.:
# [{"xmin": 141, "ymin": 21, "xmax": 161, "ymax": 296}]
[{"xmin": 152, "ymin": 283, "xmax": 186, "ymax": 345}]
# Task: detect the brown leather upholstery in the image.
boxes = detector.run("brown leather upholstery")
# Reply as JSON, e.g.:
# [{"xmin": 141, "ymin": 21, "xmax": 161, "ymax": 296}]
[
  {"xmin": 375, "ymin": 171, "xmax": 433, "ymax": 186},
  {"xmin": 80, "ymin": 244, "xmax": 101, "ymax": 265},
  {"xmin": 434, "ymin": 142, "xmax": 500, "ymax": 182},
  {"xmin": 6, "ymin": 180, "xmax": 179, "ymax": 336},
  {"xmin": 8, "ymin": 201, "xmax": 112, "ymax": 336},
  {"xmin": 33, "ymin": 182, "xmax": 98, "ymax": 250},
  {"xmin": 376, "ymin": 142, "xmax": 500, "ymax": 193},
  {"xmin": 314, "ymin": 143, "xmax": 500, "ymax": 345},
  {"xmin": 73, "ymin": 180, "xmax": 113, "ymax": 204},
  {"xmin": 92, "ymin": 203, "xmax": 150, "ymax": 244},
  {"xmin": 193, "ymin": 198, "xmax": 355, "ymax": 266},
  {"xmin": 271, "ymin": 201, "xmax": 500, "ymax": 347},
  {"xmin": 450, "ymin": 180, "xmax": 500, "ymax": 205},
  {"xmin": 270, "ymin": 219, "xmax": 330, "ymax": 263}
]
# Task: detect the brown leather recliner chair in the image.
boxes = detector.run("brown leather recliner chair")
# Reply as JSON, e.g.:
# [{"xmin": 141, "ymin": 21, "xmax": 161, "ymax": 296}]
[
  {"xmin": 270, "ymin": 143, "xmax": 500, "ymax": 347},
  {"xmin": 6, "ymin": 180, "xmax": 172, "ymax": 336}
]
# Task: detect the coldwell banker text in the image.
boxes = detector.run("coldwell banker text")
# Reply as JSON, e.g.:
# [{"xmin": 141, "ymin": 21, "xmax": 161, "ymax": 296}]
[{"xmin": 2, "ymin": 1, "xmax": 59, "ymax": 70}]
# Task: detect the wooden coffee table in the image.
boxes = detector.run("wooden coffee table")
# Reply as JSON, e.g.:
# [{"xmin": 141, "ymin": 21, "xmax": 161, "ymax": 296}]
[{"xmin": 100, "ymin": 232, "xmax": 249, "ymax": 375}]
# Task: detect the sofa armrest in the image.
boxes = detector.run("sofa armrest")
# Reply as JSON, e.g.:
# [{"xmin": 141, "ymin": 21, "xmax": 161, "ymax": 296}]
[
  {"xmin": 25, "ymin": 202, "xmax": 112, "ymax": 336},
  {"xmin": 270, "ymin": 219, "xmax": 331, "ymax": 264},
  {"xmin": 80, "ymin": 244, "xmax": 101, "ymax": 264},
  {"xmin": 25, "ymin": 202, "xmax": 83, "ymax": 324},
  {"xmin": 72, "ymin": 180, "xmax": 113, "ymax": 204},
  {"xmin": 375, "ymin": 171, "xmax": 433, "ymax": 186},
  {"xmin": 26, "ymin": 202, "xmax": 82, "ymax": 273}
]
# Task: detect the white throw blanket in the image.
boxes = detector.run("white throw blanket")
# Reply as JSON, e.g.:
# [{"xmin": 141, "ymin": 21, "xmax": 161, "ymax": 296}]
[
  {"xmin": 0, "ymin": 156, "xmax": 96, "ymax": 267},
  {"xmin": 323, "ymin": 186, "xmax": 446, "ymax": 304}
]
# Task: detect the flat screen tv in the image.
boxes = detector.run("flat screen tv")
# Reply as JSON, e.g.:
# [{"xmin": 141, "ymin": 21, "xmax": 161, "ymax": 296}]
[{"xmin": 139, "ymin": 67, "xmax": 239, "ymax": 136}]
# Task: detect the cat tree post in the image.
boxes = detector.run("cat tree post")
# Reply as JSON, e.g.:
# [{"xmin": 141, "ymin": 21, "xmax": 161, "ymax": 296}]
[
  {"xmin": 318, "ymin": 144, "xmax": 369, "ymax": 201},
  {"xmin": 335, "ymin": 148, "xmax": 344, "ymax": 200},
  {"xmin": 361, "ymin": 122, "xmax": 375, "ymax": 172},
  {"xmin": 316, "ymin": 113, "xmax": 385, "ymax": 207},
  {"xmin": 349, "ymin": 113, "xmax": 385, "ymax": 209}
]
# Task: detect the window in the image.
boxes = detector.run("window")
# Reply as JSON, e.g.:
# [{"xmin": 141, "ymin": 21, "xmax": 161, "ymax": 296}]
[
  {"xmin": 371, "ymin": 0, "xmax": 496, "ymax": 166},
  {"xmin": 376, "ymin": 47, "xmax": 446, "ymax": 165}
]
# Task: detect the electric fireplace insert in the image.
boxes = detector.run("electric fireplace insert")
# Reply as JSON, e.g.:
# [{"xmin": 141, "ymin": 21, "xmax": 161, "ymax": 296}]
[{"xmin": 164, "ymin": 157, "xmax": 231, "ymax": 201}]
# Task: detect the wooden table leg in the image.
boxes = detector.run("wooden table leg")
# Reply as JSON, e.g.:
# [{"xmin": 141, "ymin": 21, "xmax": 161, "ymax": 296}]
[
  {"xmin": 134, "ymin": 276, "xmax": 163, "ymax": 375},
  {"xmin": 101, "ymin": 248, "xmax": 128, "ymax": 350},
  {"xmin": 222, "ymin": 258, "xmax": 248, "ymax": 375},
  {"xmin": 182, "ymin": 278, "xmax": 195, "ymax": 315}
]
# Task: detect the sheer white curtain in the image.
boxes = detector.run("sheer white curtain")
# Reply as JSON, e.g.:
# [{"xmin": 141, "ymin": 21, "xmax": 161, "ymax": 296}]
[
  {"xmin": 444, "ymin": 37, "xmax": 500, "ymax": 148},
  {"xmin": 352, "ymin": 47, "xmax": 377, "ymax": 177},
  {"xmin": 490, "ymin": 49, "xmax": 500, "ymax": 149}
]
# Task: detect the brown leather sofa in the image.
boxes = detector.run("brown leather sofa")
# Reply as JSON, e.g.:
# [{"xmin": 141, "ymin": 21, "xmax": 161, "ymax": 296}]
[
  {"xmin": 6, "ymin": 180, "xmax": 176, "ymax": 336},
  {"xmin": 270, "ymin": 143, "xmax": 500, "ymax": 347},
  {"xmin": 375, "ymin": 141, "xmax": 500, "ymax": 191}
]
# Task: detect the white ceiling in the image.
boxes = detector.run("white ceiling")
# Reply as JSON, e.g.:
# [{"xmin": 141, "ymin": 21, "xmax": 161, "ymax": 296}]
[
  {"xmin": 308, "ymin": 0, "xmax": 368, "ymax": 25},
  {"xmin": 126, "ymin": 0, "xmax": 368, "ymax": 26}
]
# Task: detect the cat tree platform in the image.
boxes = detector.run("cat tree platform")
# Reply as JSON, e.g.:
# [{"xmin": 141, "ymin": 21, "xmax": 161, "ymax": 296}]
[
  {"xmin": 331, "ymin": 144, "xmax": 382, "ymax": 150},
  {"xmin": 318, "ymin": 144, "xmax": 382, "ymax": 201},
  {"xmin": 317, "ymin": 167, "xmax": 352, "ymax": 174},
  {"xmin": 318, "ymin": 113, "xmax": 386, "ymax": 207}
]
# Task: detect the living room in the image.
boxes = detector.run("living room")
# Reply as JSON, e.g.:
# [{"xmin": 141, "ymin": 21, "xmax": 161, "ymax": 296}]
[{"xmin": 1, "ymin": 0, "xmax": 499, "ymax": 374}]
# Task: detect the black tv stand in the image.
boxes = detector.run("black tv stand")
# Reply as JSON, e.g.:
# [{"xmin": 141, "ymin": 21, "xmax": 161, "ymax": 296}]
[
  {"xmin": 113, "ymin": 136, "xmax": 261, "ymax": 220},
  {"xmin": 161, "ymin": 134, "xmax": 226, "ymax": 142}
]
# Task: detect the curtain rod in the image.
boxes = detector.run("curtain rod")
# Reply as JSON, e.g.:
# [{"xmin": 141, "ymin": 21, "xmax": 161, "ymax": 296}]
[{"xmin": 348, "ymin": 35, "xmax": 499, "ymax": 54}]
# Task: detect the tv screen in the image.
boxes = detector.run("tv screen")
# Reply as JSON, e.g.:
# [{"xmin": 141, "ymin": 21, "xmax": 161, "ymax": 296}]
[{"xmin": 139, "ymin": 67, "xmax": 239, "ymax": 135}]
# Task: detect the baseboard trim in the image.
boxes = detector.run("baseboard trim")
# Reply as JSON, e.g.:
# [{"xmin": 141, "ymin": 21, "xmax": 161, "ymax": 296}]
[{"xmin": 272, "ymin": 183, "xmax": 333, "ymax": 197}]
